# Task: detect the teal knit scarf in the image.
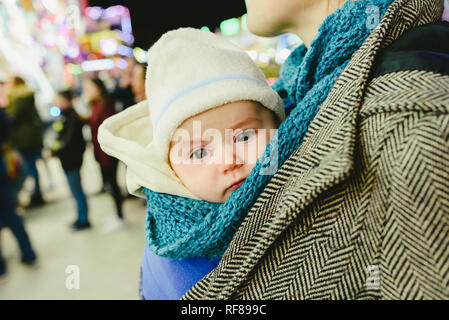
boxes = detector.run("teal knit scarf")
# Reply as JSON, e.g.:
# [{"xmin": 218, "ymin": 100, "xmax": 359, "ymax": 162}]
[{"xmin": 144, "ymin": 0, "xmax": 395, "ymax": 259}]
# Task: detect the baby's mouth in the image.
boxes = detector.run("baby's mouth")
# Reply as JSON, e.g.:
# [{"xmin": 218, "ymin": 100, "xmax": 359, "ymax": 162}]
[{"xmin": 227, "ymin": 178, "xmax": 246, "ymax": 192}]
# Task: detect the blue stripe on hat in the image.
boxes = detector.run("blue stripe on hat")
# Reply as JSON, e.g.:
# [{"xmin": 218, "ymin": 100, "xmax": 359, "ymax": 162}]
[{"xmin": 154, "ymin": 74, "xmax": 267, "ymax": 129}]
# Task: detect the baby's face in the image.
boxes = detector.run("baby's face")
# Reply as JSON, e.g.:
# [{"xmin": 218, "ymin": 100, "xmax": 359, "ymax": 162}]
[{"xmin": 169, "ymin": 100, "xmax": 279, "ymax": 203}]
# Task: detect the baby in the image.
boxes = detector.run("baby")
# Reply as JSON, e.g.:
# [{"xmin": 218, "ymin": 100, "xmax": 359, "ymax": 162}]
[
  {"xmin": 98, "ymin": 28, "xmax": 284, "ymax": 299},
  {"xmin": 99, "ymin": 28, "xmax": 284, "ymax": 202}
]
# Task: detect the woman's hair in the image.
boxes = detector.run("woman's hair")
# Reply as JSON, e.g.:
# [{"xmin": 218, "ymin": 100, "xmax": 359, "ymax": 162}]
[{"xmin": 89, "ymin": 77, "xmax": 110, "ymax": 101}]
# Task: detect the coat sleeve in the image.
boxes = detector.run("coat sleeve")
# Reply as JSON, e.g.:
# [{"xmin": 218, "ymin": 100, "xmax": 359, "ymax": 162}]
[{"xmin": 380, "ymin": 112, "xmax": 449, "ymax": 298}]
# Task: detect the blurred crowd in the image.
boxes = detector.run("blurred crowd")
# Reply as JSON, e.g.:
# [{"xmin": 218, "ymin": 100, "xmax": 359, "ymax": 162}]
[{"xmin": 0, "ymin": 57, "xmax": 146, "ymax": 278}]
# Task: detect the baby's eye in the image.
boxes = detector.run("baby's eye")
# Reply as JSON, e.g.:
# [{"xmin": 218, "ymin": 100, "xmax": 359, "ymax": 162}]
[
  {"xmin": 235, "ymin": 129, "xmax": 256, "ymax": 143},
  {"xmin": 191, "ymin": 148, "xmax": 209, "ymax": 160}
]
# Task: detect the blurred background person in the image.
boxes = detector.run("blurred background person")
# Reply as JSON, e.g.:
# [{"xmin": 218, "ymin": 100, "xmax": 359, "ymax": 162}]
[
  {"xmin": 82, "ymin": 77, "xmax": 124, "ymax": 230},
  {"xmin": 0, "ymin": 106, "xmax": 38, "ymax": 276},
  {"xmin": 4, "ymin": 76, "xmax": 45, "ymax": 208},
  {"xmin": 50, "ymin": 90, "xmax": 90, "ymax": 231},
  {"xmin": 130, "ymin": 62, "xmax": 146, "ymax": 103},
  {"xmin": 111, "ymin": 57, "xmax": 136, "ymax": 111}
]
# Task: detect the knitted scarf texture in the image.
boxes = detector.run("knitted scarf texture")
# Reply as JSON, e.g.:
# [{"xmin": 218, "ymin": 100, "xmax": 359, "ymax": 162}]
[{"xmin": 144, "ymin": 0, "xmax": 395, "ymax": 259}]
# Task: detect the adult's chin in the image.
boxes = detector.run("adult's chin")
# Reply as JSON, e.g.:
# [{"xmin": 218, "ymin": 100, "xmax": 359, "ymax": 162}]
[{"xmin": 246, "ymin": 15, "xmax": 286, "ymax": 37}]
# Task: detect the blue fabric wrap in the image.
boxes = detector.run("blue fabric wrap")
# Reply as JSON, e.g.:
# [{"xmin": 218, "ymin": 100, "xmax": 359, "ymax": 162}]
[
  {"xmin": 140, "ymin": 0, "xmax": 395, "ymax": 300},
  {"xmin": 140, "ymin": 245, "xmax": 220, "ymax": 300}
]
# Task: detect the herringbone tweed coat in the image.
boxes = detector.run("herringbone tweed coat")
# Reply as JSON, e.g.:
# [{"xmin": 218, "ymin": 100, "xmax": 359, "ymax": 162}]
[{"xmin": 183, "ymin": 0, "xmax": 449, "ymax": 300}]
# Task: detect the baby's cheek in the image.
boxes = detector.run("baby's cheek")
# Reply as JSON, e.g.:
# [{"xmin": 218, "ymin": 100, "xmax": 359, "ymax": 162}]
[{"xmin": 179, "ymin": 165, "xmax": 221, "ymax": 201}]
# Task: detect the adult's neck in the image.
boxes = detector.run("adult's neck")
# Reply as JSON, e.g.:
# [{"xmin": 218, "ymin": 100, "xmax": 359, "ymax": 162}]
[{"xmin": 290, "ymin": 0, "xmax": 349, "ymax": 48}]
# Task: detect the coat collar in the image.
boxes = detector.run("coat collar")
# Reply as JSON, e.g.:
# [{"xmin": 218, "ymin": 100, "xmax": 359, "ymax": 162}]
[{"xmin": 199, "ymin": 0, "xmax": 445, "ymax": 299}]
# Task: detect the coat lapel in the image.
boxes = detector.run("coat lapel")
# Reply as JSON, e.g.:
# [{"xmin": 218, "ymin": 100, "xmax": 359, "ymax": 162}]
[{"xmin": 198, "ymin": 0, "xmax": 444, "ymax": 299}]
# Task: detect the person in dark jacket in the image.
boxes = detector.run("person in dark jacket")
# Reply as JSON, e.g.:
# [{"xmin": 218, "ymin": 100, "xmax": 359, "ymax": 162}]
[
  {"xmin": 50, "ymin": 90, "xmax": 90, "ymax": 231},
  {"xmin": 82, "ymin": 77, "xmax": 124, "ymax": 225},
  {"xmin": 111, "ymin": 60, "xmax": 136, "ymax": 111},
  {"xmin": 0, "ymin": 107, "xmax": 38, "ymax": 276},
  {"xmin": 130, "ymin": 62, "xmax": 146, "ymax": 103},
  {"xmin": 5, "ymin": 76, "xmax": 45, "ymax": 207}
]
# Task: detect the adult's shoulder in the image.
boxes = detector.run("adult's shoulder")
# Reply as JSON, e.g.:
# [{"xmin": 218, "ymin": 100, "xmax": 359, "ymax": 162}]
[{"xmin": 370, "ymin": 21, "xmax": 449, "ymax": 78}]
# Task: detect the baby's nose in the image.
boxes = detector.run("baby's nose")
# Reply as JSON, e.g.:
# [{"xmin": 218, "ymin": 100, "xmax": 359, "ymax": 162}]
[{"xmin": 219, "ymin": 144, "xmax": 244, "ymax": 172}]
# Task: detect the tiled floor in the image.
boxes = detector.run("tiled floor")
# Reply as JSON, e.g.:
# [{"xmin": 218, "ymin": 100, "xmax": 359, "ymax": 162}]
[{"xmin": 0, "ymin": 145, "xmax": 147, "ymax": 299}]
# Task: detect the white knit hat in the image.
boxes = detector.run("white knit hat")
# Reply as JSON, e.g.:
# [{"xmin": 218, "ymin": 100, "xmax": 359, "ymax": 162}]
[{"xmin": 98, "ymin": 27, "xmax": 284, "ymax": 199}]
